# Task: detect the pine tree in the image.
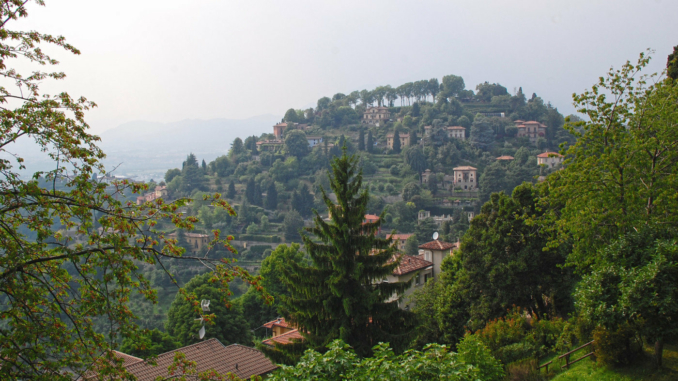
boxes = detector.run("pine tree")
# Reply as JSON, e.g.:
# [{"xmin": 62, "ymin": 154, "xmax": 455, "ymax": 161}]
[
  {"xmin": 392, "ymin": 129, "xmax": 401, "ymax": 153},
  {"xmin": 292, "ymin": 184, "xmax": 313, "ymax": 218},
  {"xmin": 227, "ymin": 180, "xmax": 237, "ymax": 199},
  {"xmin": 265, "ymin": 182, "xmax": 278, "ymax": 210},
  {"xmin": 366, "ymin": 131, "xmax": 374, "ymax": 153},
  {"xmin": 201, "ymin": 159, "xmax": 207, "ymax": 173},
  {"xmin": 273, "ymin": 148, "xmax": 416, "ymax": 362},
  {"xmin": 358, "ymin": 128, "xmax": 365, "ymax": 151}
]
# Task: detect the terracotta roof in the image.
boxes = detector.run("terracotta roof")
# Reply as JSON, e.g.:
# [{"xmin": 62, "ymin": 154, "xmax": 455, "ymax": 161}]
[
  {"xmin": 262, "ymin": 329, "xmax": 304, "ymax": 346},
  {"xmin": 453, "ymin": 166, "xmax": 477, "ymax": 171},
  {"xmin": 124, "ymin": 339, "xmax": 277, "ymax": 380},
  {"xmin": 419, "ymin": 240, "xmax": 457, "ymax": 251},
  {"xmin": 390, "ymin": 254, "xmax": 432, "ymax": 276},
  {"xmin": 364, "ymin": 214, "xmax": 380, "ymax": 223},
  {"xmin": 536, "ymin": 152, "xmax": 563, "ymax": 158},
  {"xmin": 113, "ymin": 351, "xmax": 143, "ymax": 367},
  {"xmin": 386, "ymin": 133, "xmax": 410, "ymax": 137},
  {"xmin": 386, "ymin": 233, "xmax": 413, "ymax": 241},
  {"xmin": 447, "ymin": 126, "xmax": 466, "ymax": 130},
  {"xmin": 262, "ymin": 318, "xmax": 292, "ymax": 329},
  {"xmin": 496, "ymin": 155, "xmax": 514, "ymax": 160}
]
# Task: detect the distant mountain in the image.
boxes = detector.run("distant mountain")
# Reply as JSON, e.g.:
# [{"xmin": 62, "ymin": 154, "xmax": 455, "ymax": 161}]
[{"xmin": 97, "ymin": 115, "xmax": 280, "ymax": 181}]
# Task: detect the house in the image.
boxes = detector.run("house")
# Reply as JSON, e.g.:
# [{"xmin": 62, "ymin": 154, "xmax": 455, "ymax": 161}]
[
  {"xmin": 417, "ymin": 210, "xmax": 453, "ymax": 226},
  {"xmin": 273, "ymin": 122, "xmax": 288, "ymax": 139},
  {"xmin": 307, "ymin": 136, "xmax": 323, "ymax": 148},
  {"xmin": 93, "ymin": 339, "xmax": 278, "ymax": 380},
  {"xmin": 421, "ymin": 169, "xmax": 433, "ymax": 184},
  {"xmin": 452, "ymin": 166, "xmax": 477, "ymax": 190},
  {"xmin": 256, "ymin": 139, "xmax": 284, "ymax": 152},
  {"xmin": 262, "ymin": 329, "xmax": 304, "ymax": 347},
  {"xmin": 419, "ymin": 239, "xmax": 459, "ymax": 279},
  {"xmin": 384, "ymin": 254, "xmax": 433, "ymax": 309},
  {"xmin": 386, "ymin": 133, "xmax": 410, "ymax": 149},
  {"xmin": 447, "ymin": 126, "xmax": 466, "ymax": 140},
  {"xmin": 514, "ymin": 120, "xmax": 547, "ymax": 144},
  {"xmin": 168, "ymin": 232, "xmax": 210, "ymax": 253},
  {"xmin": 496, "ymin": 155, "xmax": 514, "ymax": 161},
  {"xmin": 362, "ymin": 107, "xmax": 390, "ymax": 126},
  {"xmin": 386, "ymin": 233, "xmax": 414, "ymax": 251},
  {"xmin": 262, "ymin": 318, "xmax": 296, "ymax": 338},
  {"xmin": 537, "ymin": 152, "xmax": 564, "ymax": 168},
  {"xmin": 135, "ymin": 185, "xmax": 168, "ymax": 205}
]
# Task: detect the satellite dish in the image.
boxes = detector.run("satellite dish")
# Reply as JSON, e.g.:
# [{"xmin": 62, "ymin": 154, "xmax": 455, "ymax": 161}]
[
  {"xmin": 198, "ymin": 325, "xmax": 206, "ymax": 340},
  {"xmin": 201, "ymin": 299, "xmax": 210, "ymax": 312},
  {"xmin": 432, "ymin": 232, "xmax": 439, "ymax": 240}
]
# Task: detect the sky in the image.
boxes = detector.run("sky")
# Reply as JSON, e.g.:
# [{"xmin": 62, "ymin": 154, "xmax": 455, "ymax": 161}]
[{"xmin": 13, "ymin": 0, "xmax": 678, "ymax": 133}]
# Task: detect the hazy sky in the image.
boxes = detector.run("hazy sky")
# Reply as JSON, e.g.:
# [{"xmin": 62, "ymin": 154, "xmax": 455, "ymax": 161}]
[{"xmin": 15, "ymin": 0, "xmax": 678, "ymax": 133}]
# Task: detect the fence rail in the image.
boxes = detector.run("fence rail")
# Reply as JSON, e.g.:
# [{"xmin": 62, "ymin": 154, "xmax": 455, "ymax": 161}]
[{"xmin": 538, "ymin": 340, "xmax": 595, "ymax": 373}]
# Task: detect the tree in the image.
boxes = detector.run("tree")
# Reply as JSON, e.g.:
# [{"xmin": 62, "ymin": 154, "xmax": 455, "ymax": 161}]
[
  {"xmin": 284, "ymin": 108, "xmax": 300, "ymax": 123},
  {"xmin": 358, "ymin": 128, "xmax": 365, "ymax": 151},
  {"xmin": 404, "ymin": 235, "xmax": 419, "ymax": 256},
  {"xmin": 402, "ymin": 182, "xmax": 421, "ymax": 202},
  {"xmin": 575, "ymin": 229, "xmax": 678, "ymax": 367},
  {"xmin": 166, "ymin": 274, "xmax": 252, "ymax": 347},
  {"xmin": 240, "ymin": 244, "xmax": 305, "ymax": 331},
  {"xmin": 0, "ymin": 4, "xmax": 265, "ymax": 378},
  {"xmin": 229, "ymin": 137, "xmax": 245, "ymax": 160},
  {"xmin": 283, "ymin": 210, "xmax": 305, "ymax": 242},
  {"xmin": 479, "ymin": 161, "xmax": 507, "ymax": 203},
  {"xmin": 285, "ymin": 130, "xmax": 310, "ymax": 158},
  {"xmin": 292, "ymin": 184, "xmax": 314, "ymax": 218},
  {"xmin": 469, "ymin": 115, "xmax": 495, "ymax": 150},
  {"xmin": 366, "ymin": 130, "xmax": 374, "ymax": 153},
  {"xmin": 275, "ymin": 149, "xmax": 416, "ymax": 362},
  {"xmin": 428, "ymin": 78, "xmax": 440, "ymax": 102},
  {"xmin": 165, "ymin": 168, "xmax": 182, "ymax": 183},
  {"xmin": 441, "ymin": 74, "xmax": 465, "ymax": 98},
  {"xmin": 547, "ymin": 52, "xmax": 678, "ymax": 268},
  {"xmin": 267, "ymin": 338, "xmax": 503, "ymax": 381},
  {"xmin": 415, "ymin": 217, "xmax": 438, "ymax": 244},
  {"xmin": 120, "ymin": 329, "xmax": 181, "ymax": 359},
  {"xmin": 667, "ymin": 45, "xmax": 678, "ymax": 80},
  {"xmin": 392, "ymin": 129, "xmax": 401, "ymax": 153},
  {"xmin": 428, "ymin": 173, "xmax": 439, "ymax": 195},
  {"xmin": 446, "ymin": 184, "xmax": 573, "ymax": 328},
  {"xmin": 245, "ymin": 177, "xmax": 257, "ymax": 204},
  {"xmin": 405, "ymin": 146, "xmax": 427, "ymax": 182},
  {"xmin": 227, "ymin": 180, "xmax": 237, "ymax": 199},
  {"xmin": 265, "ymin": 181, "xmax": 278, "ymax": 210},
  {"xmin": 180, "ymin": 153, "xmax": 208, "ymax": 194}
]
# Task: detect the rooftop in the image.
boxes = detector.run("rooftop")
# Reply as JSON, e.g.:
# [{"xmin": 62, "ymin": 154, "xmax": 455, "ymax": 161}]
[
  {"xmin": 391, "ymin": 254, "xmax": 433, "ymax": 276},
  {"xmin": 122, "ymin": 339, "xmax": 277, "ymax": 381},
  {"xmin": 262, "ymin": 318, "xmax": 292, "ymax": 329},
  {"xmin": 536, "ymin": 152, "xmax": 563, "ymax": 158},
  {"xmin": 387, "ymin": 233, "xmax": 413, "ymax": 241},
  {"xmin": 419, "ymin": 240, "xmax": 458, "ymax": 251},
  {"xmin": 496, "ymin": 155, "xmax": 515, "ymax": 160},
  {"xmin": 447, "ymin": 126, "xmax": 466, "ymax": 130},
  {"xmin": 453, "ymin": 166, "xmax": 477, "ymax": 171},
  {"xmin": 262, "ymin": 329, "xmax": 304, "ymax": 346},
  {"xmin": 386, "ymin": 133, "xmax": 410, "ymax": 137}
]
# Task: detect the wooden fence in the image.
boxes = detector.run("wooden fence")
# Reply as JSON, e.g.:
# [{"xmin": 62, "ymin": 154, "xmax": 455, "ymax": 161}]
[{"xmin": 538, "ymin": 340, "xmax": 595, "ymax": 373}]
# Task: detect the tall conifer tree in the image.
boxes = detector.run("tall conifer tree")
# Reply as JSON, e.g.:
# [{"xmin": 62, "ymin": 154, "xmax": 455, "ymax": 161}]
[
  {"xmin": 366, "ymin": 130, "xmax": 374, "ymax": 153},
  {"xmin": 358, "ymin": 128, "xmax": 365, "ymax": 151},
  {"xmin": 272, "ymin": 148, "xmax": 416, "ymax": 363},
  {"xmin": 227, "ymin": 180, "xmax": 236, "ymax": 199},
  {"xmin": 392, "ymin": 129, "xmax": 401, "ymax": 153},
  {"xmin": 265, "ymin": 182, "xmax": 278, "ymax": 210}
]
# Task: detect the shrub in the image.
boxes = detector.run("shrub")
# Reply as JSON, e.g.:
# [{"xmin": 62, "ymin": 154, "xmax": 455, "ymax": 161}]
[
  {"xmin": 505, "ymin": 358, "xmax": 545, "ymax": 381},
  {"xmin": 592, "ymin": 324, "xmax": 641, "ymax": 367}
]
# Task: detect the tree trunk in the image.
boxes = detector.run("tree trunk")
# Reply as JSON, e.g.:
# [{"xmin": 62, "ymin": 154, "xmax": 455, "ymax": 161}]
[{"xmin": 655, "ymin": 339, "xmax": 664, "ymax": 368}]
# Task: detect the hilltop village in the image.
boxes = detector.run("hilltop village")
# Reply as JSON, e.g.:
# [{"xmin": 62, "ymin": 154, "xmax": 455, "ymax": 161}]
[{"xmin": 118, "ymin": 76, "xmax": 573, "ymax": 340}]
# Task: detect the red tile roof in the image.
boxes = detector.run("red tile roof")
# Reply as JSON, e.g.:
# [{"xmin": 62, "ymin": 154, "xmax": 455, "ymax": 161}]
[
  {"xmin": 124, "ymin": 339, "xmax": 277, "ymax": 380},
  {"xmin": 262, "ymin": 318, "xmax": 292, "ymax": 329},
  {"xmin": 536, "ymin": 152, "xmax": 563, "ymax": 158},
  {"xmin": 386, "ymin": 233, "xmax": 413, "ymax": 241},
  {"xmin": 364, "ymin": 214, "xmax": 380, "ymax": 223},
  {"xmin": 453, "ymin": 166, "xmax": 477, "ymax": 171},
  {"xmin": 262, "ymin": 329, "xmax": 304, "ymax": 346},
  {"xmin": 113, "ymin": 351, "xmax": 142, "ymax": 367},
  {"xmin": 419, "ymin": 240, "xmax": 458, "ymax": 251},
  {"xmin": 496, "ymin": 155, "xmax": 514, "ymax": 160},
  {"xmin": 447, "ymin": 126, "xmax": 466, "ymax": 130},
  {"xmin": 390, "ymin": 254, "xmax": 432, "ymax": 276}
]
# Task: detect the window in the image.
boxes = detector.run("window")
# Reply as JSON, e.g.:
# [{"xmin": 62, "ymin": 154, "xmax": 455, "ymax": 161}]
[
  {"xmin": 424, "ymin": 273, "xmax": 430, "ymax": 283},
  {"xmin": 424, "ymin": 251, "xmax": 432, "ymax": 261},
  {"xmin": 415, "ymin": 273, "xmax": 421, "ymax": 285}
]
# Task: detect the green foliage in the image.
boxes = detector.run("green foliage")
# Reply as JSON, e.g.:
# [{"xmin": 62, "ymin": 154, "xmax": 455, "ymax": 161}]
[
  {"xmin": 415, "ymin": 217, "xmax": 438, "ymax": 244},
  {"xmin": 276, "ymin": 149, "xmax": 416, "ymax": 361},
  {"xmin": 392, "ymin": 129, "xmax": 402, "ymax": 153},
  {"xmin": 366, "ymin": 130, "xmax": 374, "ymax": 153},
  {"xmin": 180, "ymin": 153, "xmax": 208, "ymax": 194},
  {"xmin": 284, "ymin": 130, "xmax": 310, "ymax": 158},
  {"xmin": 166, "ymin": 273, "xmax": 252, "ymax": 347},
  {"xmin": 592, "ymin": 324, "xmax": 641, "ymax": 367},
  {"xmin": 165, "ymin": 168, "xmax": 182, "ymax": 183},
  {"xmin": 291, "ymin": 184, "xmax": 313, "ymax": 218},
  {"xmin": 284, "ymin": 108, "xmax": 300, "ymax": 123},
  {"xmin": 120, "ymin": 329, "xmax": 181, "ymax": 359},
  {"xmin": 667, "ymin": 45, "xmax": 678, "ymax": 80},
  {"xmin": 283, "ymin": 210, "xmax": 304, "ymax": 242},
  {"xmin": 404, "ymin": 235, "xmax": 419, "ymax": 256},
  {"xmin": 546, "ymin": 52, "xmax": 678, "ymax": 267},
  {"xmin": 268, "ymin": 339, "xmax": 503, "ymax": 381},
  {"xmin": 265, "ymin": 181, "xmax": 278, "ymax": 210},
  {"xmin": 227, "ymin": 180, "xmax": 237, "ymax": 199},
  {"xmin": 402, "ymin": 182, "xmax": 421, "ymax": 201},
  {"xmin": 469, "ymin": 115, "xmax": 496, "ymax": 150}
]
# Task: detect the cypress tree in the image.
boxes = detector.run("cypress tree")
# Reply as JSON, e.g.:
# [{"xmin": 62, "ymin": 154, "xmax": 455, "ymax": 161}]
[
  {"xmin": 227, "ymin": 180, "xmax": 236, "ymax": 199},
  {"xmin": 358, "ymin": 128, "xmax": 365, "ymax": 151},
  {"xmin": 410, "ymin": 130, "xmax": 417, "ymax": 147},
  {"xmin": 265, "ymin": 182, "xmax": 278, "ymax": 210},
  {"xmin": 392, "ymin": 129, "xmax": 401, "ymax": 153},
  {"xmin": 366, "ymin": 130, "xmax": 374, "ymax": 153},
  {"xmin": 272, "ymin": 148, "xmax": 416, "ymax": 362},
  {"xmin": 245, "ymin": 178, "xmax": 256, "ymax": 204},
  {"xmin": 253, "ymin": 182, "xmax": 263, "ymax": 206}
]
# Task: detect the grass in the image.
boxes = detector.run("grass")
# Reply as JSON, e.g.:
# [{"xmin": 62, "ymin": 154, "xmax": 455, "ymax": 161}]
[{"xmin": 546, "ymin": 343, "xmax": 678, "ymax": 381}]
